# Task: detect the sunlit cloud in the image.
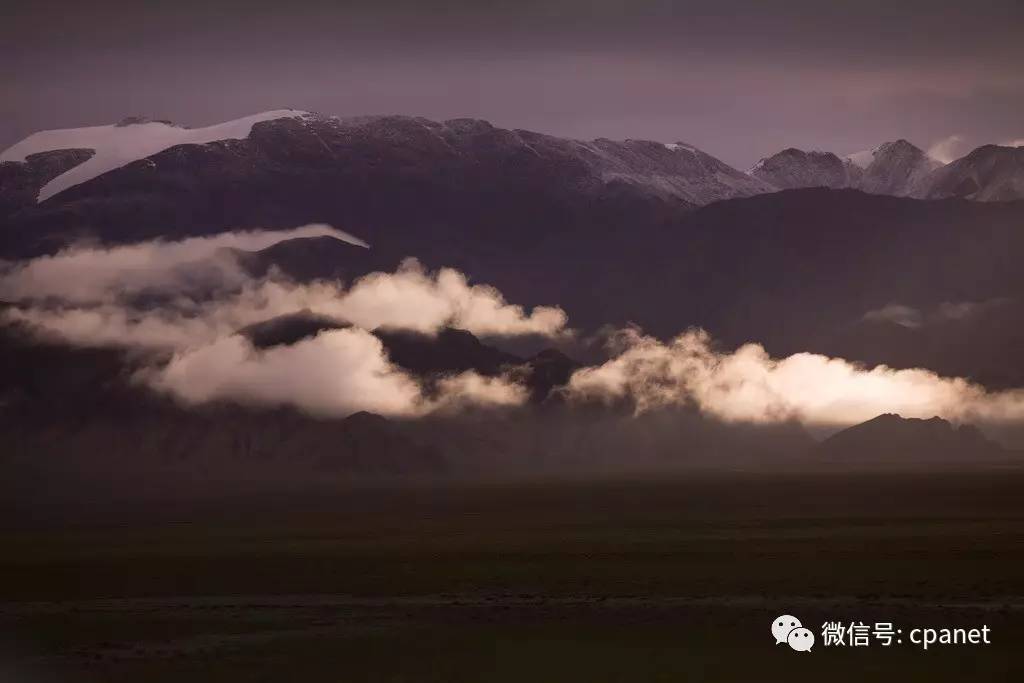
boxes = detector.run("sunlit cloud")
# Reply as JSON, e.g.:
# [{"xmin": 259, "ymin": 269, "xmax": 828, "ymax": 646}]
[
  {"xmin": 143, "ymin": 328, "xmax": 528, "ymax": 417},
  {"xmin": 566, "ymin": 327, "xmax": 1024, "ymax": 428},
  {"xmin": 0, "ymin": 224, "xmax": 367, "ymax": 304}
]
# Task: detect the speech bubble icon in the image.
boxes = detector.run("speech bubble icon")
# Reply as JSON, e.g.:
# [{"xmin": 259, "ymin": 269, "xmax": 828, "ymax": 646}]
[
  {"xmin": 788, "ymin": 627, "xmax": 815, "ymax": 652},
  {"xmin": 772, "ymin": 615, "xmax": 802, "ymax": 644}
]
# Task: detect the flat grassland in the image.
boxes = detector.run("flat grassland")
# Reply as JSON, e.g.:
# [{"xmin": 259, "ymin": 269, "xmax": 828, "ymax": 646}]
[{"xmin": 2, "ymin": 471, "xmax": 1024, "ymax": 681}]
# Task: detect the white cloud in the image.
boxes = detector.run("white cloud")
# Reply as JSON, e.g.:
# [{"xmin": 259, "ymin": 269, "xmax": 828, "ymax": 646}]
[
  {"xmin": 1, "ymin": 227, "xmax": 567, "ymax": 350},
  {"xmin": 431, "ymin": 371, "xmax": 528, "ymax": 412},
  {"xmin": 0, "ymin": 225, "xmax": 563, "ymax": 418},
  {"xmin": 8, "ymin": 224, "xmax": 1024, "ymax": 429},
  {"xmin": 0, "ymin": 224, "xmax": 368, "ymax": 304},
  {"xmin": 1001, "ymin": 138, "xmax": 1024, "ymax": 148},
  {"xmin": 566, "ymin": 327, "xmax": 1024, "ymax": 428},
  {"xmin": 144, "ymin": 329, "xmax": 528, "ymax": 417},
  {"xmin": 4, "ymin": 262, "xmax": 568, "ymax": 349},
  {"xmin": 329, "ymin": 258, "xmax": 568, "ymax": 337},
  {"xmin": 145, "ymin": 329, "xmax": 425, "ymax": 417}
]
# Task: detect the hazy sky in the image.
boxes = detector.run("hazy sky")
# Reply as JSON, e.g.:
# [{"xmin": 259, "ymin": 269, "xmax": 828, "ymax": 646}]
[{"xmin": 3, "ymin": 0, "xmax": 1023, "ymax": 168}]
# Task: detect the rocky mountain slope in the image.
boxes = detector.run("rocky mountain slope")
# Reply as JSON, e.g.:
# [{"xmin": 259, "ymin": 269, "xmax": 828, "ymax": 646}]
[
  {"xmin": 0, "ymin": 111, "xmax": 773, "ymax": 257},
  {"xmin": 5, "ymin": 112, "xmax": 1023, "ymax": 266},
  {"xmin": 853, "ymin": 140, "xmax": 944, "ymax": 196},
  {"xmin": 924, "ymin": 144, "xmax": 1024, "ymax": 201}
]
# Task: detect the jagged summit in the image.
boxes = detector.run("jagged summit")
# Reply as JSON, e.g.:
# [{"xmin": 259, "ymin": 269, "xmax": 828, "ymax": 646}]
[{"xmin": 752, "ymin": 139, "xmax": 951, "ymax": 197}]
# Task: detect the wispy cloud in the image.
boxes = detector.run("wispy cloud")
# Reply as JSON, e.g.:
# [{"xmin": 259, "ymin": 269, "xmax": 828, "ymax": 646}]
[
  {"xmin": 0, "ymin": 224, "xmax": 367, "ymax": 304},
  {"xmin": 861, "ymin": 299, "xmax": 1011, "ymax": 329}
]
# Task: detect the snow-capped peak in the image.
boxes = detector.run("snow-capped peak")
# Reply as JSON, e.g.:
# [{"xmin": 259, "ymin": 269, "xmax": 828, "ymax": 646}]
[{"xmin": 0, "ymin": 109, "xmax": 311, "ymax": 202}]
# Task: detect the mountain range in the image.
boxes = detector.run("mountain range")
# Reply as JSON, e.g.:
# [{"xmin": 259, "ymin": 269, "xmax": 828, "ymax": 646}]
[
  {"xmin": 2, "ymin": 109, "xmax": 1024, "ymax": 485},
  {"xmin": 749, "ymin": 140, "xmax": 943, "ymax": 197},
  {"xmin": 2, "ymin": 111, "xmax": 1023, "ymax": 259},
  {"xmin": 749, "ymin": 139, "xmax": 1024, "ymax": 201},
  {"xmin": 2, "ymin": 111, "xmax": 1024, "ymax": 387},
  {"xmin": 0, "ymin": 111, "xmax": 768, "ymax": 257}
]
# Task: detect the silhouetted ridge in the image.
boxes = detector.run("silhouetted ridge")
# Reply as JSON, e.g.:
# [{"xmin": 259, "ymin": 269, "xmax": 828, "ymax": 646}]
[{"xmin": 817, "ymin": 413, "xmax": 1003, "ymax": 466}]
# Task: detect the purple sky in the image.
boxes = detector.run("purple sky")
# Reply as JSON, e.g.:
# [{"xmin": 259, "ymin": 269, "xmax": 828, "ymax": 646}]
[{"xmin": 3, "ymin": 0, "xmax": 1023, "ymax": 168}]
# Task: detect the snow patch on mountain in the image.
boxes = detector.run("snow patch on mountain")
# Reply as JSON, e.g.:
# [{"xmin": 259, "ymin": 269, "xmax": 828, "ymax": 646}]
[{"xmin": 0, "ymin": 109, "xmax": 311, "ymax": 202}]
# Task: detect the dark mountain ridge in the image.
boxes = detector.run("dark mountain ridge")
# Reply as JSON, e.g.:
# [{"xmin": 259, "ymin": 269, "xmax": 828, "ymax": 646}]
[
  {"xmin": 816, "ymin": 413, "xmax": 1007, "ymax": 466},
  {"xmin": 4, "ymin": 113, "xmax": 1024, "ymax": 397},
  {"xmin": 0, "ymin": 113, "xmax": 774, "ymax": 258}
]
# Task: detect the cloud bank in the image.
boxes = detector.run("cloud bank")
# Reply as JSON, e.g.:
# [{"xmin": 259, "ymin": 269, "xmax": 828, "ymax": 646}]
[
  {"xmin": 566, "ymin": 328, "xmax": 1024, "ymax": 428},
  {"xmin": 146, "ymin": 328, "xmax": 526, "ymax": 418},
  {"xmin": 5, "ymin": 224, "xmax": 1024, "ymax": 429},
  {"xmin": 0, "ymin": 225, "xmax": 562, "ymax": 417},
  {"xmin": 1, "ymin": 229, "xmax": 568, "ymax": 348}
]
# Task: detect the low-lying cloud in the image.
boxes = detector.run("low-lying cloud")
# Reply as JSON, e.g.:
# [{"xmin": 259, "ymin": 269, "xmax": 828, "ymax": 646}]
[
  {"xmin": 5, "ymin": 224, "xmax": 1024, "ymax": 429},
  {"xmin": 146, "ymin": 328, "xmax": 526, "ymax": 417},
  {"xmin": 323, "ymin": 258, "xmax": 567, "ymax": 337},
  {"xmin": 566, "ymin": 327, "xmax": 1024, "ymax": 428},
  {"xmin": 0, "ymin": 224, "xmax": 368, "ymax": 304},
  {"xmin": 1, "ymin": 225, "xmax": 569, "ymax": 349},
  {"xmin": 0, "ymin": 225, "xmax": 561, "ymax": 417}
]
